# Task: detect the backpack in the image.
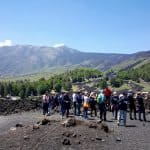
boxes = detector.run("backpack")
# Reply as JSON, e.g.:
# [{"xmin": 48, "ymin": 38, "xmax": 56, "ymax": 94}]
[
  {"xmin": 97, "ymin": 94, "xmax": 105, "ymax": 104},
  {"xmin": 118, "ymin": 97, "xmax": 127, "ymax": 110}
]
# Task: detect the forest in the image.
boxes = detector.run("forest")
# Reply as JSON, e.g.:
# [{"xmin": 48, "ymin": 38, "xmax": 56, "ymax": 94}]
[
  {"xmin": 0, "ymin": 68, "xmax": 102, "ymax": 98},
  {"xmin": 117, "ymin": 62, "xmax": 150, "ymax": 82}
]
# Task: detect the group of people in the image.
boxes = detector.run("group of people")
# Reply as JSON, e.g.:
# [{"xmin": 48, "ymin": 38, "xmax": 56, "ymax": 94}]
[{"xmin": 42, "ymin": 87, "xmax": 147, "ymax": 126}]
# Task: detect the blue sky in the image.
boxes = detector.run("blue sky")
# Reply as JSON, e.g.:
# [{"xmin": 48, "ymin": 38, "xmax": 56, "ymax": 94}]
[{"xmin": 0, "ymin": 0, "xmax": 150, "ymax": 53}]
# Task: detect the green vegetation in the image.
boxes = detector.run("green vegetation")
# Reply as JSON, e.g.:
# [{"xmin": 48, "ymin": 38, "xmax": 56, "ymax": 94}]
[
  {"xmin": 112, "ymin": 83, "xmax": 131, "ymax": 92},
  {"xmin": 117, "ymin": 62, "xmax": 150, "ymax": 82},
  {"xmin": 0, "ymin": 68, "xmax": 102, "ymax": 97},
  {"xmin": 110, "ymin": 78, "xmax": 123, "ymax": 88},
  {"xmin": 107, "ymin": 62, "xmax": 150, "ymax": 92},
  {"xmin": 98, "ymin": 80, "xmax": 107, "ymax": 89}
]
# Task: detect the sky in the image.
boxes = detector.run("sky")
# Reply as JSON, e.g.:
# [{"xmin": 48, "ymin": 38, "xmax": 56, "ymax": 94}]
[{"xmin": 0, "ymin": 0, "xmax": 150, "ymax": 53}]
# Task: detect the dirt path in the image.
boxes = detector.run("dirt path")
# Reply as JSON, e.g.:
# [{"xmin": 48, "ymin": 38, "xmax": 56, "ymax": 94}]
[
  {"xmin": 0, "ymin": 110, "xmax": 43, "ymax": 135},
  {"xmin": 0, "ymin": 111, "xmax": 150, "ymax": 150}
]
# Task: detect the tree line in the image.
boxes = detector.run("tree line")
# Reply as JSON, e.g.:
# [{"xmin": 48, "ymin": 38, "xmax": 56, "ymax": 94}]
[
  {"xmin": 117, "ymin": 62, "xmax": 150, "ymax": 82},
  {"xmin": 0, "ymin": 68, "xmax": 102, "ymax": 98},
  {"xmin": 107, "ymin": 62, "xmax": 150, "ymax": 88}
]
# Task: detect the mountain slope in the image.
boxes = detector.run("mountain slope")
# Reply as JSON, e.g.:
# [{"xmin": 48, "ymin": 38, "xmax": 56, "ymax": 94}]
[
  {"xmin": 111, "ymin": 50, "xmax": 150, "ymax": 71},
  {"xmin": 0, "ymin": 45, "xmax": 149, "ymax": 76}
]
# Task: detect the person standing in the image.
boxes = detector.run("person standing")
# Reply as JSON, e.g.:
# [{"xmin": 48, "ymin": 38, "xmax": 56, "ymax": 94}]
[
  {"xmin": 76, "ymin": 91, "xmax": 83, "ymax": 116},
  {"xmin": 63, "ymin": 92, "xmax": 71, "ymax": 118},
  {"xmin": 136, "ymin": 92, "xmax": 147, "ymax": 122},
  {"xmin": 104, "ymin": 86, "xmax": 112, "ymax": 111},
  {"xmin": 117, "ymin": 93, "xmax": 128, "ymax": 126},
  {"xmin": 97, "ymin": 90, "xmax": 106, "ymax": 121},
  {"xmin": 72, "ymin": 92, "xmax": 77, "ymax": 115},
  {"xmin": 127, "ymin": 90, "xmax": 137, "ymax": 120},
  {"xmin": 89, "ymin": 92, "xmax": 97, "ymax": 117},
  {"xmin": 58, "ymin": 92, "xmax": 65, "ymax": 116},
  {"xmin": 42, "ymin": 91, "xmax": 50, "ymax": 115},
  {"xmin": 111, "ymin": 91, "xmax": 119, "ymax": 120},
  {"xmin": 83, "ymin": 91, "xmax": 90, "ymax": 119}
]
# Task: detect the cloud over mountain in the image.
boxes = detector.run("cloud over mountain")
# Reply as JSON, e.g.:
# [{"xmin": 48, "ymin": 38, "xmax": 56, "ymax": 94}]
[
  {"xmin": 0, "ymin": 40, "xmax": 12, "ymax": 47},
  {"xmin": 53, "ymin": 43, "xmax": 65, "ymax": 48}
]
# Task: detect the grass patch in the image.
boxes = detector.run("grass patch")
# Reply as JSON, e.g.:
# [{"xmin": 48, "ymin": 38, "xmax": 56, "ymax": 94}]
[{"xmin": 112, "ymin": 83, "xmax": 131, "ymax": 92}]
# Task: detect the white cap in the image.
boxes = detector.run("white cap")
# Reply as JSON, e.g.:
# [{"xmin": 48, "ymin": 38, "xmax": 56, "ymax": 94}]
[{"xmin": 119, "ymin": 94, "xmax": 124, "ymax": 99}]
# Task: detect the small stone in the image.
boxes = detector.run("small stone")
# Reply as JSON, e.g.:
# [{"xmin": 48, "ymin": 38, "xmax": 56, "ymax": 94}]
[
  {"xmin": 97, "ymin": 120, "xmax": 102, "ymax": 124},
  {"xmin": 101, "ymin": 123, "xmax": 109, "ymax": 133},
  {"xmin": 10, "ymin": 127, "xmax": 16, "ymax": 131},
  {"xmin": 91, "ymin": 138, "xmax": 95, "ymax": 141},
  {"xmin": 33, "ymin": 124, "xmax": 40, "ymax": 129},
  {"xmin": 96, "ymin": 137, "xmax": 102, "ymax": 140},
  {"xmin": 24, "ymin": 135, "xmax": 30, "ymax": 140},
  {"xmin": 41, "ymin": 118, "xmax": 50, "ymax": 125},
  {"xmin": 89, "ymin": 123, "xmax": 97, "ymax": 129},
  {"xmin": 62, "ymin": 131, "xmax": 74, "ymax": 137},
  {"xmin": 62, "ymin": 138, "xmax": 71, "ymax": 145},
  {"xmin": 116, "ymin": 137, "xmax": 121, "ymax": 142},
  {"xmin": 101, "ymin": 139, "xmax": 105, "ymax": 142},
  {"xmin": 62, "ymin": 118, "xmax": 76, "ymax": 127},
  {"xmin": 36, "ymin": 121, "xmax": 41, "ymax": 124},
  {"xmin": 72, "ymin": 133, "xmax": 77, "ymax": 138},
  {"xmin": 76, "ymin": 140, "xmax": 81, "ymax": 144},
  {"xmin": 16, "ymin": 123, "xmax": 23, "ymax": 127}
]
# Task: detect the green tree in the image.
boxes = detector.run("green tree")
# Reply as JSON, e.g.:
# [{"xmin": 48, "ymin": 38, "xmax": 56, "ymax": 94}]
[
  {"xmin": 99, "ymin": 80, "xmax": 107, "ymax": 89},
  {"xmin": 53, "ymin": 82, "xmax": 62, "ymax": 92}
]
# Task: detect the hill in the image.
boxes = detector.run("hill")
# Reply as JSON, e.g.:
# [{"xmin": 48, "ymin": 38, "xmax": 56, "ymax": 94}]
[
  {"xmin": 0, "ymin": 45, "xmax": 149, "ymax": 76},
  {"xmin": 111, "ymin": 51, "xmax": 150, "ymax": 71}
]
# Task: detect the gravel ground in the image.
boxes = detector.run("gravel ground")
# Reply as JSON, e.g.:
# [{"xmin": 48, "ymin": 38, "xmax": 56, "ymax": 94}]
[
  {"xmin": 0, "ymin": 110, "xmax": 150, "ymax": 150},
  {"xmin": 103, "ymin": 112, "xmax": 150, "ymax": 150}
]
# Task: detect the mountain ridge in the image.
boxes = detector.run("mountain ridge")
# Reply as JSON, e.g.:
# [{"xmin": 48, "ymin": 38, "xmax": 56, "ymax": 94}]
[{"xmin": 0, "ymin": 45, "xmax": 149, "ymax": 76}]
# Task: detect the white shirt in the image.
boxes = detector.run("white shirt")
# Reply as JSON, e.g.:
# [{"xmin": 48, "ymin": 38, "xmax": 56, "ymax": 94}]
[{"xmin": 72, "ymin": 93, "xmax": 77, "ymax": 102}]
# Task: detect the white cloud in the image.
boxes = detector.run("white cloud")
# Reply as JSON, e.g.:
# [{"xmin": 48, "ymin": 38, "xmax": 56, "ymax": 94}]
[
  {"xmin": 0, "ymin": 40, "xmax": 12, "ymax": 47},
  {"xmin": 53, "ymin": 43, "xmax": 65, "ymax": 48}
]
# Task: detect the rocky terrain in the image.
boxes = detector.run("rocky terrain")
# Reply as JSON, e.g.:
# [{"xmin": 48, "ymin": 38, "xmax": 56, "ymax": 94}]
[
  {"xmin": 0, "ymin": 98, "xmax": 41, "ymax": 115},
  {"xmin": 0, "ymin": 111, "xmax": 150, "ymax": 150}
]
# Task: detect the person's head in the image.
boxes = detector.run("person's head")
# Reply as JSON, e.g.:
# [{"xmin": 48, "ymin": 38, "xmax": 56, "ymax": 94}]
[
  {"xmin": 128, "ymin": 89, "xmax": 133, "ymax": 96},
  {"xmin": 137, "ymin": 92, "xmax": 141, "ymax": 96},
  {"xmin": 113, "ymin": 91, "xmax": 117, "ymax": 95},
  {"xmin": 90, "ymin": 92, "xmax": 95, "ymax": 97},
  {"xmin": 45, "ymin": 91, "xmax": 48, "ymax": 95},
  {"xmin": 123, "ymin": 92, "xmax": 127, "ymax": 97},
  {"xmin": 99, "ymin": 90, "xmax": 103, "ymax": 94},
  {"xmin": 119, "ymin": 94, "xmax": 124, "ymax": 99},
  {"xmin": 136, "ymin": 92, "xmax": 142, "ymax": 97},
  {"xmin": 84, "ymin": 91, "xmax": 88, "ymax": 96},
  {"xmin": 128, "ymin": 89, "xmax": 132, "ymax": 93}
]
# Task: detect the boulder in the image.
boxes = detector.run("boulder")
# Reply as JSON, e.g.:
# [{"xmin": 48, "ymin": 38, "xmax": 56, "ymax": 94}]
[
  {"xmin": 62, "ymin": 131, "xmax": 74, "ymax": 137},
  {"xmin": 101, "ymin": 123, "xmax": 109, "ymax": 133},
  {"xmin": 88, "ymin": 122, "xmax": 97, "ymax": 129},
  {"xmin": 24, "ymin": 135, "xmax": 30, "ymax": 140},
  {"xmin": 62, "ymin": 118, "xmax": 76, "ymax": 127},
  {"xmin": 33, "ymin": 124, "xmax": 40, "ymax": 130},
  {"xmin": 16, "ymin": 123, "xmax": 23, "ymax": 127},
  {"xmin": 41, "ymin": 118, "xmax": 50, "ymax": 125},
  {"xmin": 10, "ymin": 127, "xmax": 17, "ymax": 131}
]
